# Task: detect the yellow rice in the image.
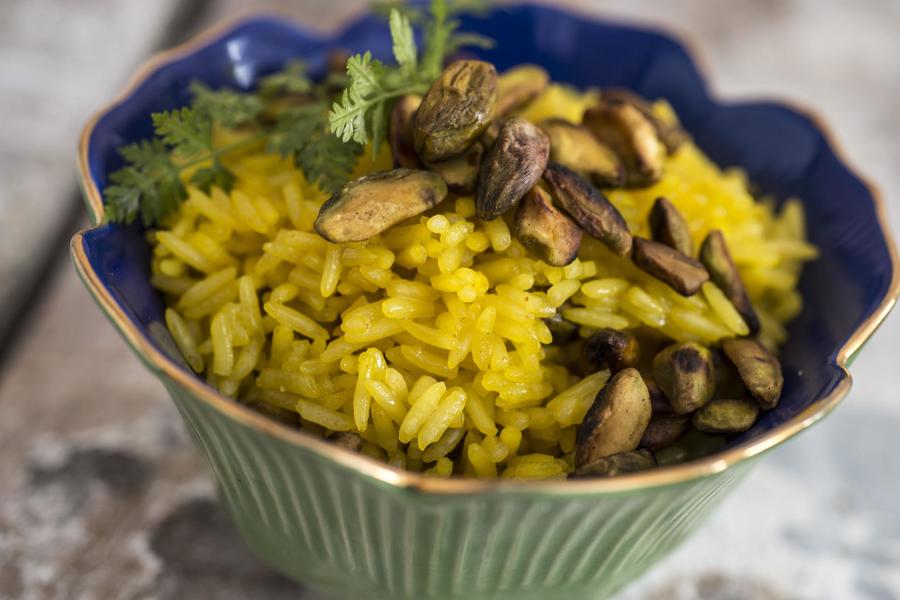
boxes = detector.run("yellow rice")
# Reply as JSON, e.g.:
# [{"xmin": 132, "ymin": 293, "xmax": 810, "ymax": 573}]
[{"xmin": 151, "ymin": 84, "xmax": 817, "ymax": 479}]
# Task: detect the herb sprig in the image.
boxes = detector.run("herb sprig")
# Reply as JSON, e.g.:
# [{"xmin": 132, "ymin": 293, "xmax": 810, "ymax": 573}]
[{"xmin": 105, "ymin": 0, "xmax": 490, "ymax": 226}]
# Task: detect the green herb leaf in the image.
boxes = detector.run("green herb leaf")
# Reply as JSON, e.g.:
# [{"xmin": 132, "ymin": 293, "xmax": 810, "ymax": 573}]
[
  {"xmin": 150, "ymin": 107, "xmax": 214, "ymax": 159},
  {"xmin": 270, "ymin": 104, "xmax": 363, "ymax": 193},
  {"xmin": 390, "ymin": 10, "xmax": 418, "ymax": 78},
  {"xmin": 189, "ymin": 81, "xmax": 265, "ymax": 127},
  {"xmin": 259, "ymin": 60, "xmax": 313, "ymax": 96},
  {"xmin": 190, "ymin": 160, "xmax": 236, "ymax": 193},
  {"xmin": 104, "ymin": 140, "xmax": 186, "ymax": 226}
]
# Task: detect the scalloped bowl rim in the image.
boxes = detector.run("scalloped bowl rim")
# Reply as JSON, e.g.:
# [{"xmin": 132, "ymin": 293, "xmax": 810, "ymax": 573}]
[{"xmin": 72, "ymin": 7, "xmax": 900, "ymax": 495}]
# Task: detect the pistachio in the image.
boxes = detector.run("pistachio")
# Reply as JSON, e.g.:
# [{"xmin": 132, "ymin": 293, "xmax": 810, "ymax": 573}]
[
  {"xmin": 495, "ymin": 64, "xmax": 549, "ymax": 116},
  {"xmin": 631, "ymin": 237, "xmax": 709, "ymax": 296},
  {"xmin": 652, "ymin": 342, "xmax": 716, "ymax": 414},
  {"xmin": 540, "ymin": 119, "xmax": 624, "ymax": 187},
  {"xmin": 480, "ymin": 118, "xmax": 503, "ymax": 149},
  {"xmin": 315, "ymin": 169, "xmax": 447, "ymax": 242},
  {"xmin": 543, "ymin": 162, "xmax": 633, "ymax": 256},
  {"xmin": 640, "ymin": 415, "xmax": 690, "ymax": 450},
  {"xmin": 512, "ymin": 186, "xmax": 582, "ymax": 266},
  {"xmin": 414, "ymin": 60, "xmax": 498, "ymax": 162},
  {"xmin": 692, "ymin": 397, "xmax": 760, "ymax": 434},
  {"xmin": 572, "ymin": 449, "xmax": 656, "ymax": 478},
  {"xmin": 582, "ymin": 100, "xmax": 666, "ymax": 187},
  {"xmin": 544, "ymin": 310, "xmax": 578, "ymax": 343},
  {"xmin": 476, "ymin": 117, "xmax": 550, "ymax": 220},
  {"xmin": 389, "ymin": 95, "xmax": 422, "ymax": 169},
  {"xmin": 601, "ymin": 88, "xmax": 689, "ymax": 153},
  {"xmin": 700, "ymin": 230, "xmax": 760, "ymax": 334},
  {"xmin": 649, "ymin": 196, "xmax": 693, "ymax": 256},
  {"xmin": 331, "ymin": 431, "xmax": 364, "ymax": 452},
  {"xmin": 721, "ymin": 338, "xmax": 783, "ymax": 409},
  {"xmin": 647, "ymin": 377, "xmax": 676, "ymax": 416},
  {"xmin": 654, "ymin": 445, "xmax": 688, "ymax": 466},
  {"xmin": 680, "ymin": 428, "xmax": 727, "ymax": 460},
  {"xmin": 582, "ymin": 328, "xmax": 640, "ymax": 374},
  {"xmin": 575, "ymin": 368, "xmax": 651, "ymax": 468},
  {"xmin": 426, "ymin": 141, "xmax": 484, "ymax": 195}
]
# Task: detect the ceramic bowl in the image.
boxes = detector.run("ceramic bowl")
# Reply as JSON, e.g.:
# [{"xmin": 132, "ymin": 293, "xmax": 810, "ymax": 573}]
[{"xmin": 72, "ymin": 5, "xmax": 899, "ymax": 599}]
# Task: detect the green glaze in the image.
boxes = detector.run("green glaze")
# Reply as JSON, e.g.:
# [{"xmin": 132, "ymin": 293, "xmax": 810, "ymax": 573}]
[{"xmin": 159, "ymin": 373, "xmax": 752, "ymax": 599}]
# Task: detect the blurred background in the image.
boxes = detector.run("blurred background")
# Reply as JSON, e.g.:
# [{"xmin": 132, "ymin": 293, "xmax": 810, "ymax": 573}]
[{"xmin": 1, "ymin": 1, "xmax": 898, "ymax": 598}]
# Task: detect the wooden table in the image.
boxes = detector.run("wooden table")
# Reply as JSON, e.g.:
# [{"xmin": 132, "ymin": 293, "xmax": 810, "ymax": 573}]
[{"xmin": 2, "ymin": 1, "xmax": 899, "ymax": 598}]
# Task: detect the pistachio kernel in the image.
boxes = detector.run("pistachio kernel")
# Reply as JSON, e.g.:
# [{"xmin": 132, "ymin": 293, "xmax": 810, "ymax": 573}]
[
  {"xmin": 572, "ymin": 449, "xmax": 656, "ymax": 478},
  {"xmin": 414, "ymin": 60, "xmax": 498, "ymax": 162},
  {"xmin": 425, "ymin": 141, "xmax": 484, "ymax": 195},
  {"xmin": 389, "ymin": 95, "xmax": 423, "ymax": 169},
  {"xmin": 476, "ymin": 116, "xmax": 550, "ymax": 220},
  {"xmin": 700, "ymin": 230, "xmax": 760, "ymax": 334},
  {"xmin": 721, "ymin": 338, "xmax": 783, "ymax": 410},
  {"xmin": 539, "ymin": 118, "xmax": 624, "ymax": 187},
  {"xmin": 601, "ymin": 87, "xmax": 689, "ymax": 153},
  {"xmin": 543, "ymin": 162, "xmax": 633, "ymax": 256},
  {"xmin": 315, "ymin": 169, "xmax": 447, "ymax": 242},
  {"xmin": 495, "ymin": 64, "xmax": 549, "ymax": 117},
  {"xmin": 692, "ymin": 397, "xmax": 760, "ymax": 434},
  {"xmin": 512, "ymin": 186, "xmax": 582, "ymax": 266},
  {"xmin": 575, "ymin": 368, "xmax": 651, "ymax": 468},
  {"xmin": 631, "ymin": 237, "xmax": 709, "ymax": 296},
  {"xmin": 640, "ymin": 415, "xmax": 690, "ymax": 450},
  {"xmin": 654, "ymin": 444, "xmax": 689, "ymax": 467},
  {"xmin": 582, "ymin": 328, "xmax": 640, "ymax": 374},
  {"xmin": 331, "ymin": 431, "xmax": 364, "ymax": 452},
  {"xmin": 582, "ymin": 100, "xmax": 666, "ymax": 187},
  {"xmin": 652, "ymin": 342, "xmax": 716, "ymax": 414},
  {"xmin": 648, "ymin": 196, "xmax": 693, "ymax": 256},
  {"xmin": 544, "ymin": 309, "xmax": 579, "ymax": 343},
  {"xmin": 647, "ymin": 377, "xmax": 676, "ymax": 416}
]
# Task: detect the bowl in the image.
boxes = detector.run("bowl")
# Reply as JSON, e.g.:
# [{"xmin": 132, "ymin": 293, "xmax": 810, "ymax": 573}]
[{"xmin": 72, "ymin": 5, "xmax": 899, "ymax": 599}]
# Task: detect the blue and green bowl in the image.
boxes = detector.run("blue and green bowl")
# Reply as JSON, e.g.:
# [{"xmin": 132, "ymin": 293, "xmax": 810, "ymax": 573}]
[{"xmin": 72, "ymin": 5, "xmax": 899, "ymax": 599}]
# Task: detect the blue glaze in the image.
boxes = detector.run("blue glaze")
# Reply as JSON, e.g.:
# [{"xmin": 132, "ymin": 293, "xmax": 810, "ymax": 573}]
[{"xmin": 79, "ymin": 5, "xmax": 895, "ymax": 451}]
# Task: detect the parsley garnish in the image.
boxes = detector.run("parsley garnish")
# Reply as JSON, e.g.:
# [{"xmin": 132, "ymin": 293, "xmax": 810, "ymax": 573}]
[{"xmin": 104, "ymin": 0, "xmax": 491, "ymax": 226}]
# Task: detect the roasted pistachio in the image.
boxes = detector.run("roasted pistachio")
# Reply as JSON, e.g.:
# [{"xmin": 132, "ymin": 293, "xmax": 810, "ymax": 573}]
[
  {"xmin": 539, "ymin": 118, "xmax": 624, "ymax": 187},
  {"xmin": 640, "ymin": 415, "xmax": 690, "ymax": 450},
  {"xmin": 426, "ymin": 141, "xmax": 484, "ymax": 195},
  {"xmin": 575, "ymin": 368, "xmax": 651, "ymax": 468},
  {"xmin": 700, "ymin": 230, "xmax": 760, "ymax": 334},
  {"xmin": 331, "ymin": 431, "xmax": 364, "ymax": 452},
  {"xmin": 480, "ymin": 118, "xmax": 503, "ymax": 149},
  {"xmin": 582, "ymin": 328, "xmax": 640, "ymax": 374},
  {"xmin": 512, "ymin": 186, "xmax": 582, "ymax": 266},
  {"xmin": 649, "ymin": 196, "xmax": 693, "ymax": 256},
  {"xmin": 389, "ymin": 95, "xmax": 422, "ymax": 169},
  {"xmin": 652, "ymin": 342, "xmax": 716, "ymax": 414},
  {"xmin": 543, "ymin": 162, "xmax": 633, "ymax": 256},
  {"xmin": 583, "ymin": 100, "xmax": 666, "ymax": 187},
  {"xmin": 572, "ymin": 449, "xmax": 656, "ymax": 478},
  {"xmin": 680, "ymin": 429, "xmax": 728, "ymax": 460},
  {"xmin": 692, "ymin": 397, "xmax": 760, "ymax": 434},
  {"xmin": 544, "ymin": 309, "xmax": 578, "ymax": 343},
  {"xmin": 315, "ymin": 169, "xmax": 447, "ymax": 242},
  {"xmin": 647, "ymin": 377, "xmax": 676, "ymax": 416},
  {"xmin": 476, "ymin": 117, "xmax": 550, "ymax": 220},
  {"xmin": 414, "ymin": 60, "xmax": 498, "ymax": 162},
  {"xmin": 602, "ymin": 88, "xmax": 689, "ymax": 153},
  {"xmin": 631, "ymin": 237, "xmax": 709, "ymax": 296},
  {"xmin": 495, "ymin": 64, "xmax": 549, "ymax": 116},
  {"xmin": 654, "ymin": 445, "xmax": 688, "ymax": 466},
  {"xmin": 721, "ymin": 338, "xmax": 783, "ymax": 410}
]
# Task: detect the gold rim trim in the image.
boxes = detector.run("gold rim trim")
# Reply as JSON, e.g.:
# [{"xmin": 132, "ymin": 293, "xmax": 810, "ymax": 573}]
[{"xmin": 73, "ymin": 11, "xmax": 900, "ymax": 495}]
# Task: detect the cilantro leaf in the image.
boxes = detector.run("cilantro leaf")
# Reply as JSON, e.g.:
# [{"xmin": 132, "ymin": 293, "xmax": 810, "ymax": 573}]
[
  {"xmin": 151, "ymin": 107, "xmax": 213, "ymax": 159},
  {"xmin": 189, "ymin": 81, "xmax": 264, "ymax": 127},
  {"xmin": 270, "ymin": 104, "xmax": 363, "ymax": 193},
  {"xmin": 259, "ymin": 60, "xmax": 313, "ymax": 96},
  {"xmin": 104, "ymin": 140, "xmax": 186, "ymax": 226},
  {"xmin": 390, "ymin": 10, "xmax": 418, "ymax": 78}
]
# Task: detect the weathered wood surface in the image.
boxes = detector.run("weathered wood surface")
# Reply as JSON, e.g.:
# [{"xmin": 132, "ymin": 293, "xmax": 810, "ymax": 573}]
[{"xmin": 1, "ymin": 1, "xmax": 899, "ymax": 599}]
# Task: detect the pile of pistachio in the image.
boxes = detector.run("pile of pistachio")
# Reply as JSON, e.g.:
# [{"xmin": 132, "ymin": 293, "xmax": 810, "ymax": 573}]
[{"xmin": 313, "ymin": 59, "xmax": 785, "ymax": 477}]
